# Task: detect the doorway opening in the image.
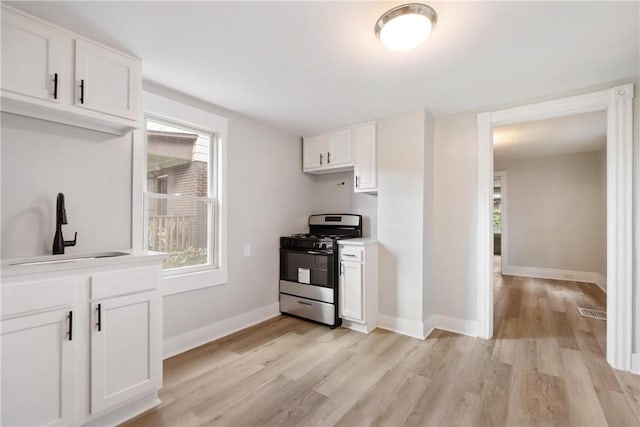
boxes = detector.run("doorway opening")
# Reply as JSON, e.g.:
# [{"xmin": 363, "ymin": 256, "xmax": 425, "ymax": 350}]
[{"xmin": 476, "ymin": 84, "xmax": 634, "ymax": 372}]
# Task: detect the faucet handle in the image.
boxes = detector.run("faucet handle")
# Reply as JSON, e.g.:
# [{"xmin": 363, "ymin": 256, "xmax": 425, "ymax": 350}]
[{"xmin": 64, "ymin": 232, "xmax": 77, "ymax": 247}]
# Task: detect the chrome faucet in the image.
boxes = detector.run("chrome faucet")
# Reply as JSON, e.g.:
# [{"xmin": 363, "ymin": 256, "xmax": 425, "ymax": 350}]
[{"xmin": 52, "ymin": 193, "xmax": 77, "ymax": 255}]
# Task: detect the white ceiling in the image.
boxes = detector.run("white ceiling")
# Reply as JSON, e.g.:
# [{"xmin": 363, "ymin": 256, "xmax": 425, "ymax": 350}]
[
  {"xmin": 493, "ymin": 110, "xmax": 606, "ymax": 161},
  {"xmin": 8, "ymin": 1, "xmax": 639, "ymax": 135}
]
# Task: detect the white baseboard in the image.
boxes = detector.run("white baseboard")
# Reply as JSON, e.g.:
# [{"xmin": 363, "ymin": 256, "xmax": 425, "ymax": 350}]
[
  {"xmin": 377, "ymin": 314, "xmax": 426, "ymax": 339},
  {"xmin": 425, "ymin": 314, "xmax": 479, "ymax": 338},
  {"xmin": 502, "ymin": 265, "xmax": 606, "ymax": 293},
  {"xmin": 632, "ymin": 353, "xmax": 640, "ymax": 375},
  {"xmin": 163, "ymin": 302, "xmax": 280, "ymax": 359}
]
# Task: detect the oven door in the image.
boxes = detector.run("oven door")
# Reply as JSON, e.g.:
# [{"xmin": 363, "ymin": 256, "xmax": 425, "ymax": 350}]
[{"xmin": 279, "ymin": 248, "xmax": 335, "ymax": 288}]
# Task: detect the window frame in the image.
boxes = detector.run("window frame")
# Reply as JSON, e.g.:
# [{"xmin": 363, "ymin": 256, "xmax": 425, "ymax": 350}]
[{"xmin": 133, "ymin": 91, "xmax": 228, "ymax": 296}]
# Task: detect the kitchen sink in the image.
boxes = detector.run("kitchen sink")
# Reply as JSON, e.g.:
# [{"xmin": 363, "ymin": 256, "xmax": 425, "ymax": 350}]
[{"xmin": 6, "ymin": 251, "xmax": 130, "ymax": 266}]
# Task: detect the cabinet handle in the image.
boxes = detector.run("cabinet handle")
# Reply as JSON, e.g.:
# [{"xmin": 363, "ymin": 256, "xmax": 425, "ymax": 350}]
[
  {"xmin": 52, "ymin": 73, "xmax": 58, "ymax": 100},
  {"xmin": 355, "ymin": 176, "xmax": 360, "ymax": 188},
  {"xmin": 327, "ymin": 152, "xmax": 331, "ymax": 164},
  {"xmin": 343, "ymin": 253, "xmax": 357, "ymax": 257},
  {"xmin": 67, "ymin": 310, "xmax": 73, "ymax": 341},
  {"xmin": 96, "ymin": 303, "xmax": 102, "ymax": 331},
  {"xmin": 320, "ymin": 153, "xmax": 323, "ymax": 165},
  {"xmin": 79, "ymin": 79, "xmax": 85, "ymax": 104}
]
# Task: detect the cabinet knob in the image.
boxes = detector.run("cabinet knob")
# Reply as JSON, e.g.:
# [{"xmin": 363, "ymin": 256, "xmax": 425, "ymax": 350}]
[{"xmin": 320, "ymin": 153, "xmax": 323, "ymax": 165}]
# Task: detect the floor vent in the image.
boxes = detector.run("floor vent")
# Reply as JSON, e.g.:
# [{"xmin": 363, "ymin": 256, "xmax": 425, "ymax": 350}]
[{"xmin": 577, "ymin": 307, "xmax": 606, "ymax": 320}]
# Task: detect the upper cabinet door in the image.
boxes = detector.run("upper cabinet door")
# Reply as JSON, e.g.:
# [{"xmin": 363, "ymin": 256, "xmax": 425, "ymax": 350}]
[
  {"xmin": 74, "ymin": 39, "xmax": 141, "ymax": 121},
  {"xmin": 327, "ymin": 128, "xmax": 353, "ymax": 166},
  {"xmin": 353, "ymin": 122, "xmax": 377, "ymax": 192},
  {"xmin": 1, "ymin": 9, "xmax": 69, "ymax": 103},
  {"xmin": 303, "ymin": 134, "xmax": 327, "ymax": 171}
]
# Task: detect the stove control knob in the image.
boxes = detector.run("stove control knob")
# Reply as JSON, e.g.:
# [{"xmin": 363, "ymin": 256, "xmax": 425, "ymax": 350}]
[{"xmin": 320, "ymin": 243, "xmax": 326, "ymax": 249}]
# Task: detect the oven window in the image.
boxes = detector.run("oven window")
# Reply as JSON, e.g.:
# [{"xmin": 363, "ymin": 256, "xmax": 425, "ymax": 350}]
[{"xmin": 280, "ymin": 250, "xmax": 334, "ymax": 288}]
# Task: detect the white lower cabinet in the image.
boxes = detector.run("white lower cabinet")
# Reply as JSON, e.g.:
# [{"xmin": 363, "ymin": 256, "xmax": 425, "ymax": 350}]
[
  {"xmin": 1, "ymin": 308, "xmax": 76, "ymax": 427},
  {"xmin": 91, "ymin": 290, "xmax": 161, "ymax": 414},
  {"xmin": 340, "ymin": 260, "xmax": 364, "ymax": 322},
  {"xmin": 338, "ymin": 240, "xmax": 378, "ymax": 333},
  {"xmin": 1, "ymin": 259, "xmax": 164, "ymax": 427}
]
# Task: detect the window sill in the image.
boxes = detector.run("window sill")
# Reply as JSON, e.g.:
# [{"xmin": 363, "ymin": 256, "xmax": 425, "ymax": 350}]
[{"xmin": 160, "ymin": 267, "xmax": 228, "ymax": 296}]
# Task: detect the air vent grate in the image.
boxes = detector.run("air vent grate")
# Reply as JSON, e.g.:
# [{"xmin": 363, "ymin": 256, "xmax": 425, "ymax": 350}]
[{"xmin": 577, "ymin": 307, "xmax": 606, "ymax": 320}]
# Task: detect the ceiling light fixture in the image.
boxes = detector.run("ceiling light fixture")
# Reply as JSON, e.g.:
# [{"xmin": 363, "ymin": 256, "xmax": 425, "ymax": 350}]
[{"xmin": 375, "ymin": 3, "xmax": 438, "ymax": 52}]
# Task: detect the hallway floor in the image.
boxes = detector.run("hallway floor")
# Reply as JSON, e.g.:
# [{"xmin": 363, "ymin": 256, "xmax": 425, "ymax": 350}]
[{"xmin": 124, "ymin": 268, "xmax": 640, "ymax": 426}]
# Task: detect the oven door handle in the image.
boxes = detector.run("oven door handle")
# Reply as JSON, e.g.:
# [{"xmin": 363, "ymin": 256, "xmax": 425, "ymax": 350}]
[{"xmin": 280, "ymin": 248, "xmax": 334, "ymax": 256}]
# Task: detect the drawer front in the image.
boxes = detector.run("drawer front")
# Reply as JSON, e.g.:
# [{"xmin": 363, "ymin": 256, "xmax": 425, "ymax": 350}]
[
  {"xmin": 91, "ymin": 266, "xmax": 160, "ymax": 300},
  {"xmin": 340, "ymin": 246, "xmax": 363, "ymax": 262},
  {"xmin": 2, "ymin": 277, "xmax": 76, "ymax": 318},
  {"xmin": 280, "ymin": 294, "xmax": 335, "ymax": 325},
  {"xmin": 280, "ymin": 280, "xmax": 334, "ymax": 304}
]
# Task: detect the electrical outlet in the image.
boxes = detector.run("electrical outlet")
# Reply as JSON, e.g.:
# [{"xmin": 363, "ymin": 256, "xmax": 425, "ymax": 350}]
[{"xmin": 243, "ymin": 244, "xmax": 251, "ymax": 257}]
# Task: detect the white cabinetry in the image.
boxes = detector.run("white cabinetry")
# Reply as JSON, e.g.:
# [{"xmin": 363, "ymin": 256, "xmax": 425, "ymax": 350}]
[
  {"xmin": 1, "ymin": 8, "xmax": 69, "ymax": 104},
  {"xmin": 340, "ymin": 259, "xmax": 363, "ymax": 321},
  {"xmin": 1, "ymin": 308, "xmax": 76, "ymax": 427},
  {"xmin": 302, "ymin": 134, "xmax": 327, "ymax": 170},
  {"xmin": 327, "ymin": 128, "xmax": 353, "ymax": 166},
  {"xmin": 91, "ymin": 290, "xmax": 161, "ymax": 414},
  {"xmin": 74, "ymin": 39, "xmax": 141, "ymax": 121},
  {"xmin": 1, "ymin": 256, "xmax": 164, "ymax": 427},
  {"xmin": 1, "ymin": 6, "xmax": 142, "ymax": 134},
  {"xmin": 302, "ymin": 128, "xmax": 353, "ymax": 173},
  {"xmin": 302, "ymin": 122, "xmax": 377, "ymax": 193},
  {"xmin": 338, "ymin": 240, "xmax": 378, "ymax": 333},
  {"xmin": 353, "ymin": 122, "xmax": 377, "ymax": 192}
]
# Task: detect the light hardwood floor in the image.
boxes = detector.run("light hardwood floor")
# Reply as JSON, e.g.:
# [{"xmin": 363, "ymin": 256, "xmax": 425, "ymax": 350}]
[{"xmin": 124, "ymin": 263, "xmax": 640, "ymax": 426}]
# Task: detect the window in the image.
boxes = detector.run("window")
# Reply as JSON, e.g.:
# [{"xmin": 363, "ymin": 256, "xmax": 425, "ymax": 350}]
[
  {"xmin": 134, "ymin": 91, "xmax": 227, "ymax": 295},
  {"xmin": 145, "ymin": 117, "xmax": 217, "ymax": 274}
]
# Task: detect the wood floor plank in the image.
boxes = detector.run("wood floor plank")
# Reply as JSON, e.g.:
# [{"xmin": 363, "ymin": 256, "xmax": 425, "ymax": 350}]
[
  {"xmin": 122, "ymin": 262, "xmax": 640, "ymax": 427},
  {"xmin": 560, "ymin": 347, "xmax": 609, "ymax": 426}
]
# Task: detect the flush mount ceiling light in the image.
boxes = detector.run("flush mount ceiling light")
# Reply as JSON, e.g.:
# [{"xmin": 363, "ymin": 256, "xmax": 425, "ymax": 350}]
[{"xmin": 375, "ymin": 3, "xmax": 438, "ymax": 52}]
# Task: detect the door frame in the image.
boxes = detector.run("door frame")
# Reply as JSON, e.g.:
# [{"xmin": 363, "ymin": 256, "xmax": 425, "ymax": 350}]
[{"xmin": 476, "ymin": 84, "xmax": 634, "ymax": 372}]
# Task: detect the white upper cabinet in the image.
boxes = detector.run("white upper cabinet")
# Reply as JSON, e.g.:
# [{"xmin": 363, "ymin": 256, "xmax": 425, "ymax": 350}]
[
  {"xmin": 302, "ymin": 121, "xmax": 377, "ymax": 192},
  {"xmin": 326, "ymin": 128, "xmax": 353, "ymax": 166},
  {"xmin": 74, "ymin": 39, "xmax": 141, "ymax": 121},
  {"xmin": 302, "ymin": 127, "xmax": 354, "ymax": 174},
  {"xmin": 1, "ymin": 9, "xmax": 69, "ymax": 104},
  {"xmin": 303, "ymin": 134, "xmax": 327, "ymax": 170},
  {"xmin": 353, "ymin": 122, "xmax": 377, "ymax": 192},
  {"xmin": 0, "ymin": 6, "xmax": 142, "ymax": 134}
]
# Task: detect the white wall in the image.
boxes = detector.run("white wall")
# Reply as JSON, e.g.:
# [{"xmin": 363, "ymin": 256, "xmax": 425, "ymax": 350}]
[
  {"xmin": 377, "ymin": 110, "xmax": 427, "ymax": 327},
  {"xmin": 433, "ymin": 111, "xmax": 479, "ymax": 323},
  {"xmin": 1, "ymin": 113, "xmax": 132, "ymax": 258},
  {"xmin": 433, "ymin": 80, "xmax": 639, "ymax": 359},
  {"xmin": 494, "ymin": 149, "xmax": 606, "ymax": 279}
]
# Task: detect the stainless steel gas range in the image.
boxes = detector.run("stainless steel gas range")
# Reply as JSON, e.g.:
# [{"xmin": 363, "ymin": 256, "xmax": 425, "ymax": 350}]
[{"xmin": 279, "ymin": 214, "xmax": 362, "ymax": 327}]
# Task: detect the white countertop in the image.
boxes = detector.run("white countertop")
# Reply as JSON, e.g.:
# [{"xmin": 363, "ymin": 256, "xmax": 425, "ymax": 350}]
[
  {"xmin": 337, "ymin": 238, "xmax": 377, "ymax": 246},
  {"xmin": 1, "ymin": 249, "xmax": 168, "ymax": 278}
]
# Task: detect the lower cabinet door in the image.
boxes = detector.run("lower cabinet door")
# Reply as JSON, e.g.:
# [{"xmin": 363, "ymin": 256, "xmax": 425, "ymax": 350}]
[
  {"xmin": 1, "ymin": 308, "xmax": 75, "ymax": 427},
  {"xmin": 339, "ymin": 260, "xmax": 364, "ymax": 322},
  {"xmin": 91, "ymin": 290, "xmax": 161, "ymax": 414}
]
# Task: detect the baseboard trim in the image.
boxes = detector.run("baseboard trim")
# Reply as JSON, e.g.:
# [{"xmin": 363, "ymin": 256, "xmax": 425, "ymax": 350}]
[
  {"xmin": 631, "ymin": 353, "xmax": 640, "ymax": 375},
  {"xmin": 502, "ymin": 265, "xmax": 606, "ymax": 293},
  {"xmin": 425, "ymin": 314, "xmax": 479, "ymax": 338},
  {"xmin": 163, "ymin": 302, "xmax": 280, "ymax": 359},
  {"xmin": 377, "ymin": 314, "xmax": 426, "ymax": 339}
]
